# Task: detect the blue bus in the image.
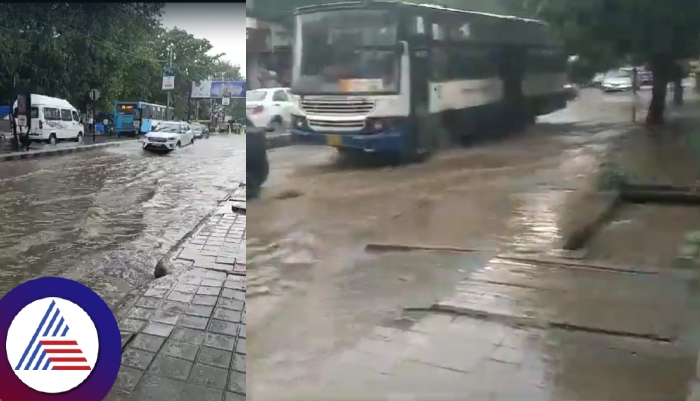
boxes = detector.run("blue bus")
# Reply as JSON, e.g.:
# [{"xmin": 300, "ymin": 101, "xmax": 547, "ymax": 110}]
[{"xmin": 114, "ymin": 101, "xmax": 173, "ymax": 136}]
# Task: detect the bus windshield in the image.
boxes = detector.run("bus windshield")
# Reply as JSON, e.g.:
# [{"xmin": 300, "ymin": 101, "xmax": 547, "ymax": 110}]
[{"xmin": 292, "ymin": 10, "xmax": 400, "ymax": 94}]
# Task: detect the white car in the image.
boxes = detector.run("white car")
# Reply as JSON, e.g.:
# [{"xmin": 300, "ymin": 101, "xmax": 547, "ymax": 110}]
[
  {"xmin": 13, "ymin": 94, "xmax": 84, "ymax": 145},
  {"xmin": 142, "ymin": 121, "xmax": 195, "ymax": 152},
  {"xmin": 591, "ymin": 73, "xmax": 606, "ymax": 86},
  {"xmin": 190, "ymin": 122, "xmax": 207, "ymax": 139},
  {"xmin": 246, "ymin": 87, "xmax": 293, "ymax": 133},
  {"xmin": 601, "ymin": 71, "xmax": 633, "ymax": 92}
]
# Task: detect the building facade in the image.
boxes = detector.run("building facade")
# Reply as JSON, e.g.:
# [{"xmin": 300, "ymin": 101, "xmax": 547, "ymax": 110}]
[{"xmin": 246, "ymin": 17, "xmax": 292, "ymax": 90}]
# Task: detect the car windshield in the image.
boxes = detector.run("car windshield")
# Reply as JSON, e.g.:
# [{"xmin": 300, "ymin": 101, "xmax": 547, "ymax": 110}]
[
  {"xmin": 607, "ymin": 70, "xmax": 631, "ymax": 78},
  {"xmin": 154, "ymin": 123, "xmax": 179, "ymax": 133},
  {"xmin": 292, "ymin": 10, "xmax": 400, "ymax": 94},
  {"xmin": 247, "ymin": 91, "xmax": 267, "ymax": 101}
]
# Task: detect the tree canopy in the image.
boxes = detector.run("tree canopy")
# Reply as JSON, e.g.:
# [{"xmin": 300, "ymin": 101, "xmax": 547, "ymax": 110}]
[{"xmin": 0, "ymin": 3, "xmax": 243, "ymax": 119}]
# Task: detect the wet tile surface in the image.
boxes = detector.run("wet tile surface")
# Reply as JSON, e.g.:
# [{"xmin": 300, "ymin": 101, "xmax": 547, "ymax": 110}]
[{"xmin": 108, "ymin": 191, "xmax": 246, "ymax": 400}]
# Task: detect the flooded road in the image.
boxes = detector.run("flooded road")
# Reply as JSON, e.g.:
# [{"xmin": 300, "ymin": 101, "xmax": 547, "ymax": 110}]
[
  {"xmin": 0, "ymin": 135, "xmax": 245, "ymax": 307},
  {"xmin": 247, "ymin": 89, "xmax": 700, "ymax": 399}
]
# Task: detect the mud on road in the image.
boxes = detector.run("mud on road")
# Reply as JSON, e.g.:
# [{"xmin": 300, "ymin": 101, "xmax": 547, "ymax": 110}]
[{"xmin": 245, "ymin": 89, "xmax": 681, "ymax": 397}]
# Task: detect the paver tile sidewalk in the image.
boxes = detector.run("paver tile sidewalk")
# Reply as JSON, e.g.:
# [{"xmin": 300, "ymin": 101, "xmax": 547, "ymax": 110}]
[
  {"xmin": 251, "ymin": 255, "xmax": 699, "ymax": 401},
  {"xmin": 107, "ymin": 187, "xmax": 246, "ymax": 401}
]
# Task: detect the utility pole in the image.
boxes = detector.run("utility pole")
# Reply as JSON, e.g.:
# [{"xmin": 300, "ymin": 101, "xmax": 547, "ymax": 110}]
[
  {"xmin": 166, "ymin": 45, "xmax": 174, "ymax": 121},
  {"xmin": 632, "ymin": 67, "xmax": 638, "ymax": 122},
  {"xmin": 11, "ymin": 73, "xmax": 19, "ymax": 151}
]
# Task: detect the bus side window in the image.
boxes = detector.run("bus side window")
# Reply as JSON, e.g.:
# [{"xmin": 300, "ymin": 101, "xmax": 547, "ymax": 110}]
[{"xmin": 141, "ymin": 105, "xmax": 150, "ymax": 120}]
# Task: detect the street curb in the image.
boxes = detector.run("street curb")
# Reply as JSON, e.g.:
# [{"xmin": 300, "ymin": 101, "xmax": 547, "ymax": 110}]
[
  {"xmin": 153, "ymin": 183, "xmax": 246, "ymax": 278},
  {"xmin": 0, "ymin": 140, "xmax": 139, "ymax": 162},
  {"xmin": 561, "ymin": 191, "xmax": 623, "ymax": 251},
  {"xmin": 266, "ymin": 133, "xmax": 291, "ymax": 150}
]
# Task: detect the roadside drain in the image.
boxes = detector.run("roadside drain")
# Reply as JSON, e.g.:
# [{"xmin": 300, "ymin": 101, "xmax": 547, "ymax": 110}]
[
  {"xmin": 403, "ymin": 304, "xmax": 674, "ymax": 343},
  {"xmin": 365, "ymin": 243, "xmax": 484, "ymax": 254}
]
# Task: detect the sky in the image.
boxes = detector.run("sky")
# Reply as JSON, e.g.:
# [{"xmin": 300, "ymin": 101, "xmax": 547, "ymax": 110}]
[{"xmin": 160, "ymin": 3, "xmax": 246, "ymax": 77}]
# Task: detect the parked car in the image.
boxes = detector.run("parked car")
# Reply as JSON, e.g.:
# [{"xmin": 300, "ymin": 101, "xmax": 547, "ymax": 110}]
[
  {"xmin": 142, "ymin": 121, "xmax": 194, "ymax": 153},
  {"xmin": 190, "ymin": 122, "xmax": 208, "ymax": 139},
  {"xmin": 563, "ymin": 83, "xmax": 579, "ymax": 100},
  {"xmin": 246, "ymin": 117, "xmax": 272, "ymax": 199},
  {"xmin": 637, "ymin": 69, "xmax": 653, "ymax": 86},
  {"xmin": 590, "ymin": 73, "xmax": 606, "ymax": 88},
  {"xmin": 601, "ymin": 70, "xmax": 633, "ymax": 92},
  {"xmin": 245, "ymin": 87, "xmax": 293, "ymax": 134}
]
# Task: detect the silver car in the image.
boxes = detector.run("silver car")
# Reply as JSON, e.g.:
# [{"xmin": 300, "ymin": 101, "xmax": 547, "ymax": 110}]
[{"xmin": 190, "ymin": 123, "xmax": 208, "ymax": 139}]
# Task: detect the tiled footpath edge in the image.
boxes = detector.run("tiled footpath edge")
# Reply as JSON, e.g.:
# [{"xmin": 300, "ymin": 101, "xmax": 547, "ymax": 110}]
[
  {"xmin": 154, "ymin": 185, "xmax": 246, "ymax": 278},
  {"xmin": 106, "ymin": 186, "xmax": 246, "ymax": 401},
  {"xmin": 0, "ymin": 140, "xmax": 138, "ymax": 162}
]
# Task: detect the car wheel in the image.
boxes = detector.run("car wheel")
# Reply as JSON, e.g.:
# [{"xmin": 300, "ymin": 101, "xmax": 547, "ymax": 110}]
[
  {"xmin": 190, "ymin": 137, "xmax": 194, "ymax": 145},
  {"xmin": 269, "ymin": 118, "xmax": 284, "ymax": 134},
  {"xmin": 76, "ymin": 132, "xmax": 83, "ymax": 143},
  {"xmin": 47, "ymin": 134, "xmax": 57, "ymax": 145},
  {"xmin": 176, "ymin": 141, "xmax": 181, "ymax": 148}
]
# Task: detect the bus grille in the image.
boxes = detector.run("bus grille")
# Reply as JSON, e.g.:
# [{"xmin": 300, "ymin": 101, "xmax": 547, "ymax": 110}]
[
  {"xmin": 300, "ymin": 99, "xmax": 375, "ymax": 115},
  {"xmin": 307, "ymin": 119, "xmax": 365, "ymax": 130}
]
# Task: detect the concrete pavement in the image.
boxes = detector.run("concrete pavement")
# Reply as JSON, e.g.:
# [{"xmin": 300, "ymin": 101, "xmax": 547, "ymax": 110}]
[
  {"xmin": 107, "ymin": 186, "xmax": 246, "ymax": 401},
  {"xmin": 0, "ymin": 136, "xmax": 137, "ymax": 162},
  {"xmin": 254, "ymin": 253, "xmax": 698, "ymax": 400}
]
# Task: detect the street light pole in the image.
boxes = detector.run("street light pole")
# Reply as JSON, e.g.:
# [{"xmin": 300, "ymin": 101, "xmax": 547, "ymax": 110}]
[{"xmin": 166, "ymin": 45, "xmax": 173, "ymax": 120}]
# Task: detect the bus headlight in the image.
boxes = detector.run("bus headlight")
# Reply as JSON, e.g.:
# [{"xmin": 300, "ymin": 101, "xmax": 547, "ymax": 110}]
[
  {"xmin": 365, "ymin": 118, "xmax": 399, "ymax": 132},
  {"xmin": 291, "ymin": 115, "xmax": 307, "ymax": 128}
]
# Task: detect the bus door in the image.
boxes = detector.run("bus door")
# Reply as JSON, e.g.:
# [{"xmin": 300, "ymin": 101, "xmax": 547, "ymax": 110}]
[
  {"xmin": 407, "ymin": 18, "xmax": 432, "ymax": 153},
  {"xmin": 132, "ymin": 108, "xmax": 141, "ymax": 134}
]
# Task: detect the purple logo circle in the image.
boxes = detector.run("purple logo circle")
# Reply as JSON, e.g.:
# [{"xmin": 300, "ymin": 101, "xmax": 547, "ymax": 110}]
[{"xmin": 0, "ymin": 277, "xmax": 121, "ymax": 401}]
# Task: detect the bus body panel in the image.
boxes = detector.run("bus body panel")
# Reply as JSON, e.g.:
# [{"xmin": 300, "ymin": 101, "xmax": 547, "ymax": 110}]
[
  {"xmin": 114, "ymin": 102, "xmax": 138, "ymax": 135},
  {"xmin": 114, "ymin": 101, "xmax": 172, "ymax": 135},
  {"xmin": 290, "ymin": 39, "xmax": 413, "ymax": 154},
  {"xmin": 290, "ymin": 91, "xmax": 411, "ymax": 153},
  {"xmin": 289, "ymin": 1, "xmax": 568, "ymax": 157}
]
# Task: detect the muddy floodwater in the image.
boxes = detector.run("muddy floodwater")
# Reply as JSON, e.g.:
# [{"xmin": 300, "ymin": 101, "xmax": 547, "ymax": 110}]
[
  {"xmin": 0, "ymin": 136, "xmax": 245, "ymax": 307},
  {"xmin": 247, "ymin": 89, "xmax": 700, "ymax": 399}
]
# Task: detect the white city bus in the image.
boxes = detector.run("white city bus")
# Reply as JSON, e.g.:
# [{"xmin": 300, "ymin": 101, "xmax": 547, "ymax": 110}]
[{"xmin": 289, "ymin": 1, "xmax": 568, "ymax": 162}]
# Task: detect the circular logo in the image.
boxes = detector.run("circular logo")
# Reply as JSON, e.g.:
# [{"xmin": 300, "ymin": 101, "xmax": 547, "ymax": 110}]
[
  {"xmin": 7, "ymin": 298, "xmax": 100, "ymax": 393},
  {"xmin": 0, "ymin": 277, "xmax": 121, "ymax": 401}
]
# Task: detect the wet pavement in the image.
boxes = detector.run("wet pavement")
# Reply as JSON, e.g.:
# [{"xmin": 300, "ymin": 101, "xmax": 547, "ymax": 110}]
[
  {"xmin": 247, "ymin": 88, "xmax": 700, "ymax": 399},
  {"xmin": 0, "ymin": 135, "xmax": 245, "ymax": 307},
  {"xmin": 108, "ymin": 191, "xmax": 246, "ymax": 401},
  {"xmin": 0, "ymin": 133, "xmax": 133, "ymax": 155}
]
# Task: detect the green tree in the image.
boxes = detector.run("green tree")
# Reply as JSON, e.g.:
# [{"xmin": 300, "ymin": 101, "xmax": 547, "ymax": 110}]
[
  {"xmin": 211, "ymin": 61, "xmax": 245, "ymax": 122},
  {"xmin": 153, "ymin": 27, "xmax": 224, "ymax": 118},
  {"xmin": 534, "ymin": 0, "xmax": 700, "ymax": 124},
  {"xmin": 0, "ymin": 3, "xmax": 165, "ymax": 112},
  {"xmin": 0, "ymin": 3, "xmax": 242, "ymax": 123}
]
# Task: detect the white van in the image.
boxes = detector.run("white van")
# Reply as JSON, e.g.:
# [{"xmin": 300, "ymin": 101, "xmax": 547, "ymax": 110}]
[{"xmin": 13, "ymin": 95, "xmax": 85, "ymax": 145}]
